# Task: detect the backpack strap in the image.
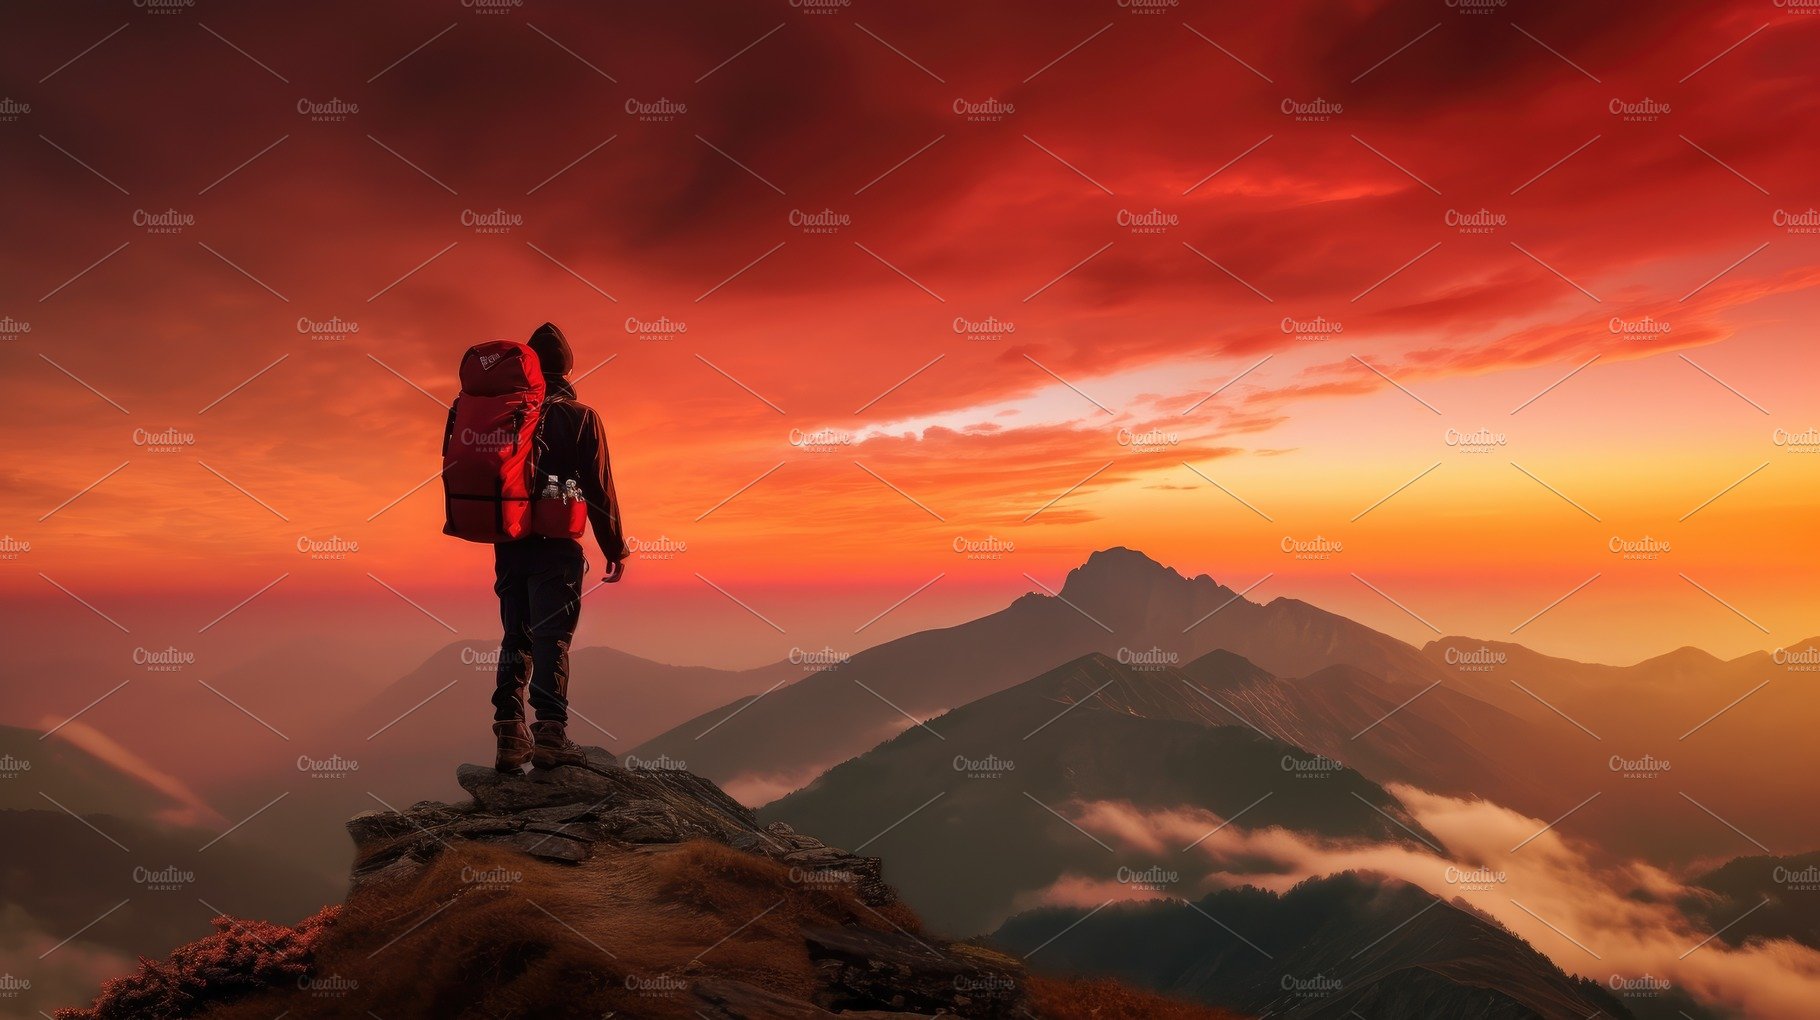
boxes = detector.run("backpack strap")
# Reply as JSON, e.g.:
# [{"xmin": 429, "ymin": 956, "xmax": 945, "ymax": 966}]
[{"xmin": 531, "ymin": 394, "xmax": 563, "ymax": 478}]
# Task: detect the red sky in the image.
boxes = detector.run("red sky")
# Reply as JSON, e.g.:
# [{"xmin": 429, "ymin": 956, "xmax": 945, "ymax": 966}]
[{"xmin": 2, "ymin": 0, "xmax": 1817, "ymax": 668}]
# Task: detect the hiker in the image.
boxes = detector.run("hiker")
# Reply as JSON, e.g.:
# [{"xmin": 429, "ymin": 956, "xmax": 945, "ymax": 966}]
[{"xmin": 440, "ymin": 322, "xmax": 628, "ymax": 772}]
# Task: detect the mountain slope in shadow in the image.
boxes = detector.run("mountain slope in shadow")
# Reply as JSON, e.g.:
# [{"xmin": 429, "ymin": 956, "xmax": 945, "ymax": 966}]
[
  {"xmin": 762, "ymin": 652, "xmax": 1443, "ymax": 935},
  {"xmin": 992, "ymin": 871, "xmax": 1630, "ymax": 1020},
  {"xmin": 1681, "ymin": 850, "xmax": 1820, "ymax": 951},
  {"xmin": 1175, "ymin": 652, "xmax": 1549, "ymax": 812}
]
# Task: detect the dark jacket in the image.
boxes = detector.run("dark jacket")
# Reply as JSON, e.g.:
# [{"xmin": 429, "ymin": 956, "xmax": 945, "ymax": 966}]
[{"xmin": 533, "ymin": 375, "xmax": 628, "ymax": 561}]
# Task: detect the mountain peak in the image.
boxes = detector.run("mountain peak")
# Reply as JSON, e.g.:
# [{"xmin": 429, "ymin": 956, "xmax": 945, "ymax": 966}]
[
  {"xmin": 1058, "ymin": 547, "xmax": 1194, "ymax": 599},
  {"xmin": 1634, "ymin": 645, "xmax": 1725, "ymax": 671}
]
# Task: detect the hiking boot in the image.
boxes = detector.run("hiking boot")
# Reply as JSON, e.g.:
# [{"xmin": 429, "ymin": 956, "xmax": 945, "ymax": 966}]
[
  {"xmin": 493, "ymin": 720, "xmax": 532, "ymax": 772},
  {"xmin": 531, "ymin": 720, "xmax": 587, "ymax": 769}
]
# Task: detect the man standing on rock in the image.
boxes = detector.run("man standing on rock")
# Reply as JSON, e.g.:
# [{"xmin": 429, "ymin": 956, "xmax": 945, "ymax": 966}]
[{"xmin": 492, "ymin": 322, "xmax": 628, "ymax": 772}]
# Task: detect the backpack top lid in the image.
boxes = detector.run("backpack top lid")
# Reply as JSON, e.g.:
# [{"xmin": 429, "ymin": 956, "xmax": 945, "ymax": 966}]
[{"xmin": 460, "ymin": 340, "xmax": 544, "ymax": 398}]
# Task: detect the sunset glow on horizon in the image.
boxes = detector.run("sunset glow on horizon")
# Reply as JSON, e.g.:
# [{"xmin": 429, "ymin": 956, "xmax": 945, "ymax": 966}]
[{"xmin": 3, "ymin": 0, "xmax": 1817, "ymax": 667}]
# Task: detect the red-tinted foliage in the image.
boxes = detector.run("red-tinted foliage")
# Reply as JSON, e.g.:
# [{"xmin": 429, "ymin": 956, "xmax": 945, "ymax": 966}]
[{"xmin": 55, "ymin": 906, "xmax": 341, "ymax": 1020}]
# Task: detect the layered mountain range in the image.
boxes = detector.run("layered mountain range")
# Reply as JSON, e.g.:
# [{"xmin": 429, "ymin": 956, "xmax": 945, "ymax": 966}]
[
  {"xmin": 760, "ymin": 652, "xmax": 1445, "ymax": 934},
  {"xmin": 17, "ymin": 547, "xmax": 1815, "ymax": 1019}
]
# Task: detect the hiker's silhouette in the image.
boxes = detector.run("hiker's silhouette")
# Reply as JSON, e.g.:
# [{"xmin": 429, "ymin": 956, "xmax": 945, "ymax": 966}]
[{"xmin": 442, "ymin": 321, "xmax": 627, "ymax": 772}]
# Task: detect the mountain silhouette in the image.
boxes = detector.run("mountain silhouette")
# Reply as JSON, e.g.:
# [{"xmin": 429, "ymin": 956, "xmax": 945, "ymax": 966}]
[
  {"xmin": 635, "ymin": 547, "xmax": 1515, "ymax": 805},
  {"xmin": 1054, "ymin": 549, "xmax": 1461, "ymax": 691}
]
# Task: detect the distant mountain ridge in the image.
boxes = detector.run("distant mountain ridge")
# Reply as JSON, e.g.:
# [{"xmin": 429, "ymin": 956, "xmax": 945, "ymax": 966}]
[
  {"xmin": 636, "ymin": 547, "xmax": 1523, "ymax": 803},
  {"xmin": 1173, "ymin": 653, "xmax": 1549, "ymax": 812},
  {"xmin": 1417, "ymin": 629, "xmax": 1820, "ymax": 861}
]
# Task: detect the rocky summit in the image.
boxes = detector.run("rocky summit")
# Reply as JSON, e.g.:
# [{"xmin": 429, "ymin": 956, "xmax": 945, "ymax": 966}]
[
  {"xmin": 347, "ymin": 745, "xmax": 895, "ymax": 906},
  {"xmin": 338, "ymin": 747, "xmax": 1047, "ymax": 1019}
]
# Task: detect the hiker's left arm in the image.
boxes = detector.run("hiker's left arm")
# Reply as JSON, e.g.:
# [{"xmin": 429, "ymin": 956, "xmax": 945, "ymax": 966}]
[{"xmin": 578, "ymin": 408, "xmax": 629, "ymax": 567}]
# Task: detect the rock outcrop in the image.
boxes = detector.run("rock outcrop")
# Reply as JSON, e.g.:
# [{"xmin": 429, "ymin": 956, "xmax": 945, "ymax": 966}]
[
  {"xmin": 346, "ymin": 746, "xmax": 895, "ymax": 908},
  {"xmin": 329, "ymin": 747, "xmax": 1065, "ymax": 1017}
]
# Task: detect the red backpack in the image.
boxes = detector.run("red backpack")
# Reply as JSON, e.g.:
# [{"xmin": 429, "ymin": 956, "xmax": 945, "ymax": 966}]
[
  {"xmin": 442, "ymin": 340, "xmax": 592, "ymax": 543},
  {"xmin": 442, "ymin": 340, "xmax": 546, "ymax": 542}
]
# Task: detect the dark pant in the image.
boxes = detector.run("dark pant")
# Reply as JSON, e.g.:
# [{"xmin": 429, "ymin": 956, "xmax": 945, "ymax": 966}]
[{"xmin": 492, "ymin": 538, "xmax": 585, "ymax": 724}]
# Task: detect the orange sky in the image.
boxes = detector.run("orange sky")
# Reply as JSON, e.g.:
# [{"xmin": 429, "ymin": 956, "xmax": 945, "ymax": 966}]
[{"xmin": 2, "ymin": 0, "xmax": 1817, "ymax": 667}]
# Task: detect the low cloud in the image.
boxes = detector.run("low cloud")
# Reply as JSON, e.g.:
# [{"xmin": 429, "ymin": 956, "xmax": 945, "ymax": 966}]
[
  {"xmin": 1033, "ymin": 789, "xmax": 1820, "ymax": 1019},
  {"xmin": 0, "ymin": 905, "xmax": 137, "ymax": 1016}
]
